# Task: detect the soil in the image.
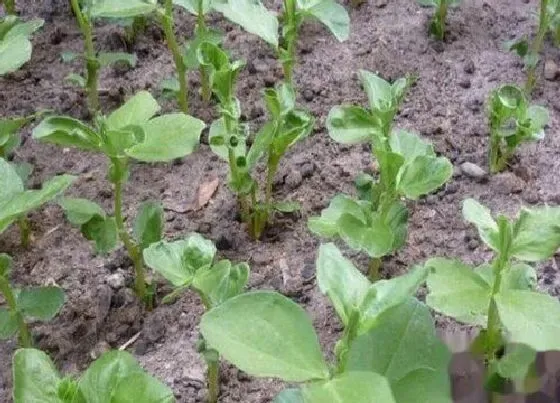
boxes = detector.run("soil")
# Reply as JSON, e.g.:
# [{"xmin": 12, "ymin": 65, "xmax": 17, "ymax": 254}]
[{"xmin": 1, "ymin": 0, "xmax": 560, "ymax": 402}]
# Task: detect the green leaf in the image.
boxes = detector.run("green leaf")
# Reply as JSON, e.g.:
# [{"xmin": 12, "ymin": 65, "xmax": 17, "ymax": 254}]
[
  {"xmin": 105, "ymin": 91, "xmax": 160, "ymax": 131},
  {"xmin": 0, "ymin": 308, "xmax": 18, "ymax": 339},
  {"xmin": 297, "ymin": 0, "xmax": 350, "ymax": 41},
  {"xmin": 182, "ymin": 27, "xmax": 223, "ymax": 69},
  {"xmin": 338, "ymin": 213, "xmax": 394, "ymax": 258},
  {"xmin": 65, "ymin": 73, "xmax": 86, "ymax": 88},
  {"xmin": 0, "ymin": 157, "xmax": 24, "ymax": 201},
  {"xmin": 510, "ymin": 206, "xmax": 560, "ymax": 262},
  {"xmin": 392, "ymin": 368, "xmax": 452, "ymax": 403},
  {"xmin": 302, "ymin": 372, "xmax": 396, "ymax": 403},
  {"xmin": 397, "ymin": 155, "xmax": 452, "ymax": 200},
  {"xmin": 212, "ymin": 0, "xmax": 279, "ymax": 47},
  {"xmin": 0, "ymin": 18, "xmax": 44, "ymax": 75},
  {"xmin": 0, "ymin": 253, "xmax": 13, "ymax": 277},
  {"xmin": 173, "ymin": 0, "xmax": 212, "ymax": 14},
  {"xmin": 496, "ymin": 344, "xmax": 536, "ymax": 381},
  {"xmin": 274, "ymin": 388, "xmax": 304, "ymax": 403},
  {"xmin": 201, "ymin": 291, "xmax": 330, "ymax": 381},
  {"xmin": 60, "ymin": 50, "xmax": 79, "ymax": 63},
  {"xmin": 358, "ymin": 266, "xmax": 428, "ymax": 332},
  {"xmin": 78, "ymin": 350, "xmax": 153, "ymax": 403},
  {"xmin": 193, "ymin": 260, "xmax": 250, "ymax": 307},
  {"xmin": 326, "ymin": 105, "xmax": 378, "ymax": 144},
  {"xmin": 273, "ymin": 201, "xmax": 301, "ymax": 213},
  {"xmin": 494, "ymin": 290, "xmax": 560, "ymax": 351},
  {"xmin": 82, "ymin": 216, "xmax": 119, "ymax": 255},
  {"xmin": 17, "ymin": 286, "xmax": 65, "ymax": 321},
  {"xmin": 111, "ymin": 371, "xmax": 175, "ymax": 403},
  {"xmin": 126, "ymin": 113, "xmax": 204, "ymax": 162},
  {"xmin": 425, "ymin": 258, "xmax": 491, "ymax": 326},
  {"xmin": 58, "ymin": 198, "xmax": 107, "ymax": 225},
  {"xmin": 0, "ymin": 173, "xmax": 75, "ymax": 234},
  {"xmin": 143, "ymin": 233, "xmax": 216, "ymax": 287},
  {"xmin": 0, "ymin": 116, "xmax": 26, "ymax": 152},
  {"xmin": 462, "ymin": 199, "xmax": 500, "ymax": 251},
  {"xmin": 308, "ymin": 194, "xmax": 367, "ymax": 237},
  {"xmin": 12, "ymin": 348, "xmax": 63, "ymax": 403},
  {"xmin": 133, "ymin": 201, "xmax": 163, "ymax": 250},
  {"xmin": 13, "ymin": 162, "xmax": 33, "ymax": 184},
  {"xmin": 359, "ymin": 70, "xmax": 393, "ymax": 113},
  {"xmin": 348, "ymin": 299, "xmax": 451, "ymax": 384},
  {"xmin": 316, "ymin": 243, "xmax": 370, "ymax": 325},
  {"xmin": 264, "ymin": 83, "xmax": 296, "ymax": 119},
  {"xmin": 33, "ymin": 116, "xmax": 101, "ymax": 151},
  {"xmin": 97, "ymin": 52, "xmax": 137, "ymax": 67},
  {"xmin": 389, "ymin": 130, "xmax": 434, "ymax": 163},
  {"xmin": 89, "ymin": 0, "xmax": 157, "ymax": 18}
]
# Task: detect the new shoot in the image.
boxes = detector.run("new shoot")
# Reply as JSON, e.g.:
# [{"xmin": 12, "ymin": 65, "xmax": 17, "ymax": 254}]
[
  {"xmin": 487, "ymin": 84, "xmax": 548, "ymax": 173},
  {"xmin": 32, "ymin": 91, "xmax": 204, "ymax": 303},
  {"xmin": 144, "ymin": 233, "xmax": 249, "ymax": 403},
  {"xmin": 417, "ymin": 0, "xmax": 460, "ymax": 41},
  {"xmin": 309, "ymin": 71, "xmax": 452, "ymax": 280}
]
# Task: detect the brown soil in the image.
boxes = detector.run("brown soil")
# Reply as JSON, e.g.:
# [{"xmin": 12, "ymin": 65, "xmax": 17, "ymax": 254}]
[{"xmin": 1, "ymin": 0, "xmax": 560, "ymax": 402}]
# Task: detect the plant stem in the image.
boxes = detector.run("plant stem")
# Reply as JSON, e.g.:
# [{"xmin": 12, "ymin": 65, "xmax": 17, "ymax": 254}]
[
  {"xmin": 161, "ymin": 0, "xmax": 189, "ymax": 113},
  {"xmin": 70, "ymin": 0, "xmax": 100, "ymax": 116},
  {"xmin": 17, "ymin": 217, "xmax": 30, "ymax": 249},
  {"xmin": 112, "ymin": 160, "xmax": 146, "ymax": 301},
  {"xmin": 196, "ymin": 0, "xmax": 211, "ymax": 103},
  {"xmin": 3, "ymin": 0, "xmax": 15, "ymax": 14},
  {"xmin": 526, "ymin": 0, "xmax": 549, "ymax": 95},
  {"xmin": 437, "ymin": 0, "xmax": 447, "ymax": 40},
  {"xmin": 281, "ymin": 0, "xmax": 298, "ymax": 85},
  {"xmin": 0, "ymin": 276, "xmax": 32, "ymax": 347},
  {"xmin": 367, "ymin": 257, "xmax": 381, "ymax": 281},
  {"xmin": 207, "ymin": 356, "xmax": 220, "ymax": 403}
]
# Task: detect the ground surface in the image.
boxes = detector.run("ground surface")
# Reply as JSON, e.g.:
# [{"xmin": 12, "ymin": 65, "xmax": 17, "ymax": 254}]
[{"xmin": 1, "ymin": 0, "xmax": 560, "ymax": 402}]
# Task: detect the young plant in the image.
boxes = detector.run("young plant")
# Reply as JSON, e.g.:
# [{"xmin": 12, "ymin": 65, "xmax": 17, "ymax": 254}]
[
  {"xmin": 210, "ymin": 0, "xmax": 350, "ymax": 85},
  {"xmin": 0, "ymin": 254, "xmax": 65, "ymax": 347},
  {"xmin": 200, "ymin": 43, "xmax": 314, "ymax": 238},
  {"xmin": 200, "ymin": 243, "xmax": 452, "ymax": 402},
  {"xmin": 487, "ymin": 84, "xmax": 548, "ymax": 173},
  {"xmin": 0, "ymin": 157, "xmax": 75, "ymax": 247},
  {"xmin": 0, "ymin": 16, "xmax": 44, "ymax": 75},
  {"xmin": 12, "ymin": 348, "xmax": 174, "ymax": 402},
  {"xmin": 425, "ymin": 199, "xmax": 560, "ymax": 397},
  {"xmin": 309, "ymin": 71, "xmax": 452, "ymax": 279},
  {"xmin": 506, "ymin": 0, "xmax": 550, "ymax": 94},
  {"xmin": 32, "ymin": 91, "xmax": 204, "ymax": 302},
  {"xmin": 417, "ymin": 0, "xmax": 460, "ymax": 40},
  {"xmin": 67, "ymin": 0, "xmax": 155, "ymax": 116},
  {"xmin": 1, "ymin": 0, "xmax": 16, "ymax": 15},
  {"xmin": 143, "ymin": 233, "xmax": 249, "ymax": 403}
]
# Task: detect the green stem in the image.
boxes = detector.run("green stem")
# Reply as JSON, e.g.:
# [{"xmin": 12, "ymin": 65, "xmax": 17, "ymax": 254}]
[
  {"xmin": 367, "ymin": 257, "xmax": 381, "ymax": 281},
  {"xmin": 437, "ymin": 1, "xmax": 447, "ymax": 40},
  {"xmin": 281, "ymin": 0, "xmax": 298, "ymax": 85},
  {"xmin": 17, "ymin": 217, "xmax": 30, "ymax": 249},
  {"xmin": 3, "ymin": 0, "xmax": 15, "ymax": 14},
  {"xmin": 70, "ymin": 0, "xmax": 100, "ymax": 116},
  {"xmin": 112, "ymin": 159, "xmax": 146, "ymax": 301},
  {"xmin": 0, "ymin": 276, "xmax": 32, "ymax": 347},
  {"xmin": 525, "ymin": 0, "xmax": 549, "ymax": 95},
  {"xmin": 161, "ymin": 0, "xmax": 188, "ymax": 113},
  {"xmin": 196, "ymin": 1, "xmax": 211, "ymax": 103},
  {"xmin": 207, "ymin": 355, "xmax": 220, "ymax": 403}
]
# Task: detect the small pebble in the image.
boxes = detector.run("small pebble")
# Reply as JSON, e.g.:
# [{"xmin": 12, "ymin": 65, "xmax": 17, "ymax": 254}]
[
  {"xmin": 106, "ymin": 272, "xmax": 126, "ymax": 290},
  {"xmin": 460, "ymin": 162, "xmax": 487, "ymax": 182}
]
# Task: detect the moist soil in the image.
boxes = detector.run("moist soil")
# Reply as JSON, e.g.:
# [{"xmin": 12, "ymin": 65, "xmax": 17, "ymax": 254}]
[{"xmin": 1, "ymin": 0, "xmax": 560, "ymax": 402}]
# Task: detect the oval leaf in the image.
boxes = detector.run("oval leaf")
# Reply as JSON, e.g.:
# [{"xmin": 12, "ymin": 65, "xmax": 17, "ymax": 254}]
[
  {"xmin": 326, "ymin": 105, "xmax": 378, "ymax": 144},
  {"xmin": 12, "ymin": 349, "xmax": 62, "ymax": 403},
  {"xmin": 201, "ymin": 291, "xmax": 330, "ymax": 381},
  {"xmin": 17, "ymin": 286, "xmax": 65, "ymax": 321}
]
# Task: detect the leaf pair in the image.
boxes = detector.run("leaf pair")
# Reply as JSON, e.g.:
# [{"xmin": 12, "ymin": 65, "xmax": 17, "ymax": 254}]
[
  {"xmin": 33, "ymin": 91, "xmax": 205, "ymax": 163},
  {"xmin": 0, "ymin": 254, "xmax": 65, "ymax": 341},
  {"xmin": 143, "ymin": 233, "xmax": 249, "ymax": 308},
  {"xmin": 0, "ymin": 16, "xmax": 44, "ymax": 75},
  {"xmin": 200, "ymin": 244, "xmax": 451, "ymax": 402},
  {"xmin": 12, "ymin": 348, "xmax": 174, "ymax": 403},
  {"xmin": 0, "ymin": 158, "xmax": 75, "ymax": 235}
]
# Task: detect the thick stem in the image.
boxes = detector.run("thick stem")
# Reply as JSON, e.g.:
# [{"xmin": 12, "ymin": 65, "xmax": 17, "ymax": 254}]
[
  {"xmin": 17, "ymin": 217, "xmax": 30, "ymax": 249},
  {"xmin": 281, "ymin": 0, "xmax": 298, "ymax": 85},
  {"xmin": 196, "ymin": 1, "xmax": 212, "ymax": 103},
  {"xmin": 525, "ymin": 0, "xmax": 549, "ymax": 95},
  {"xmin": 207, "ymin": 357, "xmax": 220, "ymax": 403},
  {"xmin": 112, "ymin": 160, "xmax": 146, "ymax": 301},
  {"xmin": 161, "ymin": 0, "xmax": 188, "ymax": 113},
  {"xmin": 3, "ymin": 0, "xmax": 16, "ymax": 14},
  {"xmin": 70, "ymin": 0, "xmax": 100, "ymax": 116},
  {"xmin": 367, "ymin": 257, "xmax": 381, "ymax": 281},
  {"xmin": 437, "ymin": 1, "xmax": 447, "ymax": 40},
  {"xmin": 0, "ymin": 277, "xmax": 32, "ymax": 347}
]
